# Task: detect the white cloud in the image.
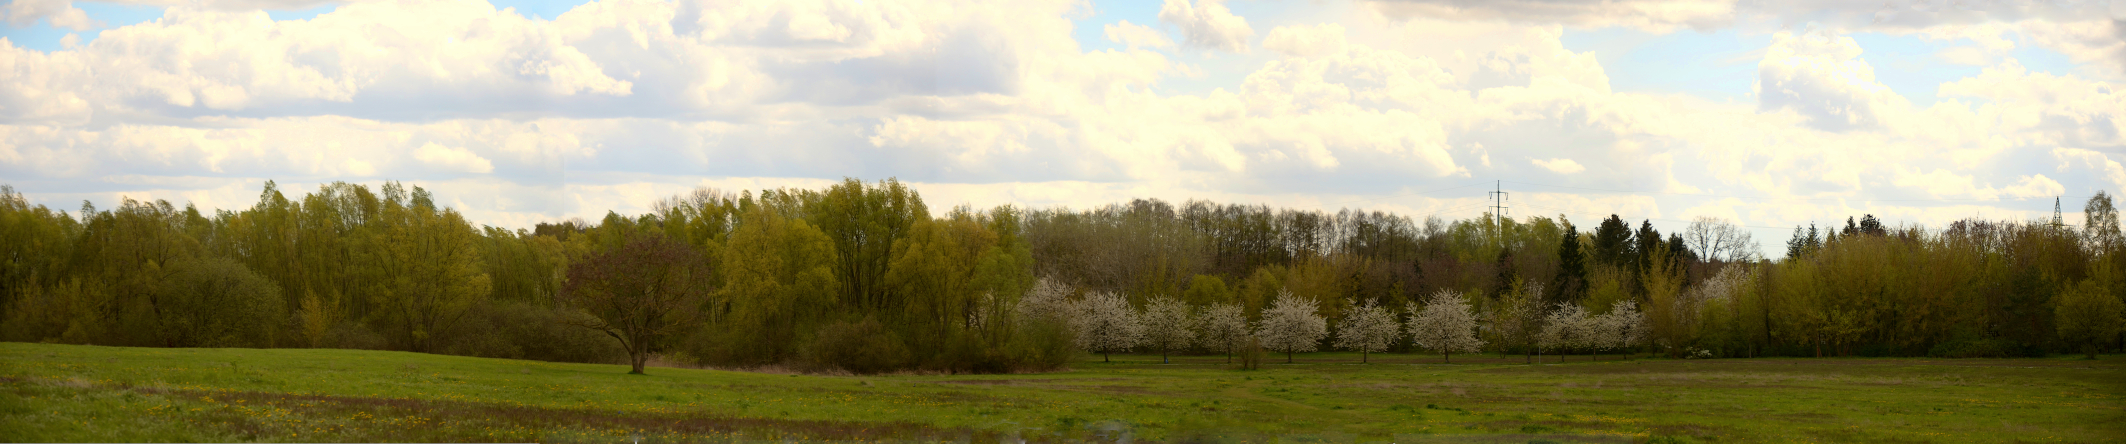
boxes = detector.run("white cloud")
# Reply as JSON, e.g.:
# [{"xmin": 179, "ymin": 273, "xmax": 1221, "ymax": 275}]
[
  {"xmin": 413, "ymin": 142, "xmax": 495, "ymax": 174},
  {"xmin": 2055, "ymin": 148, "xmax": 2126, "ymax": 193},
  {"xmin": 1531, "ymin": 157, "xmax": 1585, "ymax": 174},
  {"xmin": 1262, "ymin": 23, "xmax": 1348, "ymax": 58},
  {"xmin": 4, "ymin": 0, "xmax": 98, "ymax": 30},
  {"xmin": 1158, "ymin": 0, "xmax": 1254, "ymax": 54},
  {"xmin": 1104, "ymin": 20, "xmax": 1174, "ymax": 50},
  {"xmin": 1755, "ymin": 30, "xmax": 1904, "ymax": 132},
  {"xmin": 1365, "ymin": 0, "xmax": 1735, "ymax": 32},
  {"xmin": 3, "ymin": 0, "xmax": 2123, "ymax": 259}
]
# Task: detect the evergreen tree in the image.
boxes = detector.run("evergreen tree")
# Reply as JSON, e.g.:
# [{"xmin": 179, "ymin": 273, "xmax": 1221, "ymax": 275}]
[
  {"xmin": 1592, "ymin": 215, "xmax": 1633, "ymax": 268},
  {"xmin": 1555, "ymin": 222, "xmax": 1586, "ymax": 304}
]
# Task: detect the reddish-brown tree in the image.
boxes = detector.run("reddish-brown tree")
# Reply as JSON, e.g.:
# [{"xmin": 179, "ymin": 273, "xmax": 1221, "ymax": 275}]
[{"xmin": 563, "ymin": 233, "xmax": 715, "ymax": 374}]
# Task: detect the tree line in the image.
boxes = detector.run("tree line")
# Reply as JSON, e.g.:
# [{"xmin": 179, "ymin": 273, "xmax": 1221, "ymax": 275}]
[{"xmin": 1, "ymin": 179, "xmax": 2120, "ymax": 375}]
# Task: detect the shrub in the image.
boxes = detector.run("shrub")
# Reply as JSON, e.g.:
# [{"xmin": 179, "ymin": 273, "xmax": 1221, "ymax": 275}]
[
  {"xmin": 155, "ymin": 258, "xmax": 285, "ymax": 348},
  {"xmin": 799, "ymin": 317, "xmax": 912, "ymax": 375},
  {"xmin": 1001, "ymin": 316, "xmax": 1078, "ymax": 372},
  {"xmin": 1928, "ymin": 338, "xmax": 2039, "ymax": 358},
  {"xmin": 435, "ymin": 302, "xmax": 625, "ymax": 364}
]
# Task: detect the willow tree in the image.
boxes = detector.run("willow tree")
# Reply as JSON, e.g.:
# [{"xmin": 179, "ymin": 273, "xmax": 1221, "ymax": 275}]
[
  {"xmin": 374, "ymin": 185, "xmax": 491, "ymax": 353},
  {"xmin": 717, "ymin": 205, "xmax": 837, "ymax": 366}
]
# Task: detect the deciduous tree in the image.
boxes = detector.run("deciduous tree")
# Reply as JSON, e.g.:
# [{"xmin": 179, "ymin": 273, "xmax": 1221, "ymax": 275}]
[
  {"xmin": 1199, "ymin": 301, "xmax": 1250, "ymax": 363},
  {"xmin": 1074, "ymin": 291, "xmax": 1143, "ymax": 362},
  {"xmin": 1140, "ymin": 295, "xmax": 1197, "ymax": 363},
  {"xmin": 564, "ymin": 233, "xmax": 716, "ymax": 374},
  {"xmin": 2056, "ymin": 279, "xmax": 2123, "ymax": 359},
  {"xmin": 1407, "ymin": 289, "xmax": 1483, "ymax": 363},
  {"xmin": 1255, "ymin": 289, "xmax": 1327, "ymax": 363},
  {"xmin": 1332, "ymin": 297, "xmax": 1399, "ymax": 363}
]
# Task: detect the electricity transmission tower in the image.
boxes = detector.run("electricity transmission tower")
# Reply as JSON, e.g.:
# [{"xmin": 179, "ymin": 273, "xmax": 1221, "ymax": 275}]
[{"xmin": 1489, "ymin": 180, "xmax": 1509, "ymax": 251}]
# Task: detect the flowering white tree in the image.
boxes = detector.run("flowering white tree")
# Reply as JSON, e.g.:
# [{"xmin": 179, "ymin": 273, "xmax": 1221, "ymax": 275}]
[
  {"xmin": 1255, "ymin": 290, "xmax": 1327, "ymax": 363},
  {"xmin": 1199, "ymin": 302, "xmax": 1251, "ymax": 363},
  {"xmin": 1140, "ymin": 295, "xmax": 1198, "ymax": 364},
  {"xmin": 1073, "ymin": 291, "xmax": 1144, "ymax": 362},
  {"xmin": 1598, "ymin": 299, "xmax": 1647, "ymax": 360},
  {"xmin": 1018, "ymin": 277, "xmax": 1077, "ymax": 327},
  {"xmin": 1407, "ymin": 289, "xmax": 1484, "ymax": 363},
  {"xmin": 1333, "ymin": 298, "xmax": 1400, "ymax": 363},
  {"xmin": 1539, "ymin": 302, "xmax": 1589, "ymax": 363}
]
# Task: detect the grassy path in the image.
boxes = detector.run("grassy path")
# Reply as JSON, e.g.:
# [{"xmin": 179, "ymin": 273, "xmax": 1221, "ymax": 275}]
[{"xmin": 2, "ymin": 343, "xmax": 2121, "ymax": 443}]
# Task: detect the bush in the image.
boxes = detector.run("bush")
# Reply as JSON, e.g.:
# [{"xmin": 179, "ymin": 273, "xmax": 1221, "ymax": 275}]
[
  {"xmin": 1003, "ymin": 317, "xmax": 1078, "ymax": 372},
  {"xmin": 798, "ymin": 317, "xmax": 912, "ymax": 375},
  {"xmin": 1929, "ymin": 338, "xmax": 2040, "ymax": 358},
  {"xmin": 436, "ymin": 302, "xmax": 625, "ymax": 364},
  {"xmin": 326, "ymin": 321, "xmax": 391, "ymax": 350},
  {"xmin": 156, "ymin": 258, "xmax": 285, "ymax": 347}
]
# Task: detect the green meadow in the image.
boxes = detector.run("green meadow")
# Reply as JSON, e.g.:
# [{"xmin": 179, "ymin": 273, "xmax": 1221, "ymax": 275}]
[{"xmin": 2, "ymin": 342, "xmax": 2120, "ymax": 443}]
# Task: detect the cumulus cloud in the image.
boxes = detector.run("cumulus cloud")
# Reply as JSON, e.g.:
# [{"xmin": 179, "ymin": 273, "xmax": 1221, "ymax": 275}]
[
  {"xmin": 1531, "ymin": 158, "xmax": 1585, "ymax": 174},
  {"xmin": 413, "ymin": 143, "xmax": 496, "ymax": 174},
  {"xmin": 3, "ymin": 0, "xmax": 97, "ymax": 30},
  {"xmin": 1365, "ymin": 0, "xmax": 1736, "ymax": 32},
  {"xmin": 1262, "ymin": 23, "xmax": 1348, "ymax": 58},
  {"xmin": 2055, "ymin": 148, "xmax": 2126, "ymax": 193},
  {"xmin": 1104, "ymin": 20, "xmax": 1174, "ymax": 50},
  {"xmin": 1158, "ymin": 0, "xmax": 1254, "ymax": 54},
  {"xmin": 4, "ymin": 0, "xmax": 2123, "ymax": 250},
  {"xmin": 1755, "ymin": 30, "xmax": 1904, "ymax": 132}
]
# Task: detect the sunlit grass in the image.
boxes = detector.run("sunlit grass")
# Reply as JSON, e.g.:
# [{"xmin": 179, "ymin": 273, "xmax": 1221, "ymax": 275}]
[{"xmin": 2, "ymin": 343, "xmax": 2120, "ymax": 442}]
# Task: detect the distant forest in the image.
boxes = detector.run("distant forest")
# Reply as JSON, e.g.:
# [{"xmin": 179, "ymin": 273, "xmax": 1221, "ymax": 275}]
[{"xmin": 2, "ymin": 179, "xmax": 2120, "ymax": 374}]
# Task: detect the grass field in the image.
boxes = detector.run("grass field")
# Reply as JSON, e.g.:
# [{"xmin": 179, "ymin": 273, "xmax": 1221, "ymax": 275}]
[{"xmin": 2, "ymin": 343, "xmax": 2121, "ymax": 443}]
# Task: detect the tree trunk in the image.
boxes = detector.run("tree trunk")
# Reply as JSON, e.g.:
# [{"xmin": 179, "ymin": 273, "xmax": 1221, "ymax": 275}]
[
  {"xmin": 1287, "ymin": 351, "xmax": 1294, "ymax": 363},
  {"xmin": 1104, "ymin": 352, "xmax": 1111, "ymax": 363},
  {"xmin": 1444, "ymin": 352, "xmax": 1450, "ymax": 364},
  {"xmin": 629, "ymin": 353, "xmax": 646, "ymax": 375}
]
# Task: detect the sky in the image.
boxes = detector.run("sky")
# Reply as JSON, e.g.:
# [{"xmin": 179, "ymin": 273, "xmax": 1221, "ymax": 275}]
[{"xmin": 3, "ymin": 0, "xmax": 2124, "ymax": 257}]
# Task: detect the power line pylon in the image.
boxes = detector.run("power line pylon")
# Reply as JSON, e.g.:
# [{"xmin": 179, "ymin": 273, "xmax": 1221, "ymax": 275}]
[
  {"xmin": 1489, "ymin": 180, "xmax": 1509, "ymax": 251},
  {"xmin": 2053, "ymin": 196, "xmax": 2066, "ymax": 231}
]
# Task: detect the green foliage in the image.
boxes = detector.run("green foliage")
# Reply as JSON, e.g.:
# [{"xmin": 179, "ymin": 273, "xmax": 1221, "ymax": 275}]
[
  {"xmin": 436, "ymin": 301, "xmax": 625, "ymax": 364},
  {"xmin": 6, "ymin": 179, "xmax": 2126, "ymax": 371},
  {"xmin": 2056, "ymin": 278, "xmax": 2125, "ymax": 359},
  {"xmin": 710, "ymin": 205, "xmax": 839, "ymax": 366},
  {"xmin": 155, "ymin": 257, "xmax": 285, "ymax": 348},
  {"xmin": 372, "ymin": 191, "xmax": 493, "ymax": 353},
  {"xmin": 797, "ymin": 316, "xmax": 911, "ymax": 375}
]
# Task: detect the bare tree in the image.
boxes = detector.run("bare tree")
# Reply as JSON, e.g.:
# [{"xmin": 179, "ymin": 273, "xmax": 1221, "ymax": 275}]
[
  {"xmin": 1684, "ymin": 216, "xmax": 1759, "ymax": 263},
  {"xmin": 1407, "ymin": 289, "xmax": 1484, "ymax": 363},
  {"xmin": 1199, "ymin": 302, "xmax": 1251, "ymax": 363},
  {"xmin": 1255, "ymin": 290, "xmax": 1327, "ymax": 363},
  {"xmin": 1074, "ymin": 291, "xmax": 1144, "ymax": 362},
  {"xmin": 1332, "ymin": 297, "xmax": 1400, "ymax": 363},
  {"xmin": 1141, "ymin": 295, "xmax": 1199, "ymax": 364}
]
